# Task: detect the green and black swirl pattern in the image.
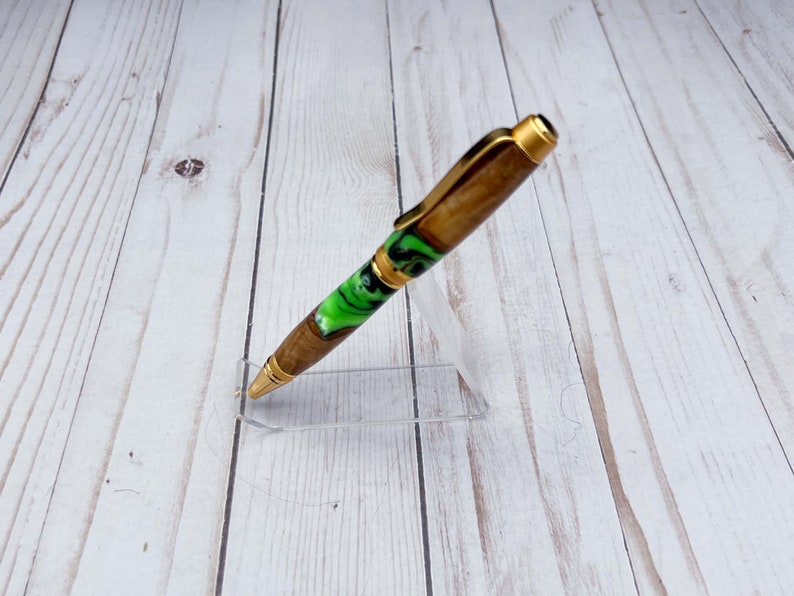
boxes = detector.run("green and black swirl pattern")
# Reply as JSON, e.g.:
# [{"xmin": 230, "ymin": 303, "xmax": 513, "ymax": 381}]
[
  {"xmin": 383, "ymin": 226, "xmax": 445, "ymax": 277},
  {"xmin": 314, "ymin": 261, "xmax": 397, "ymax": 338},
  {"xmin": 313, "ymin": 226, "xmax": 445, "ymax": 338}
]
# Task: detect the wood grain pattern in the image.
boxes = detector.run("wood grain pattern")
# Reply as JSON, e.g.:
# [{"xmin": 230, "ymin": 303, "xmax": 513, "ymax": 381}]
[
  {"xmin": 2, "ymin": 1, "xmax": 794, "ymax": 593},
  {"xmin": 0, "ymin": 0, "xmax": 71, "ymax": 182},
  {"xmin": 20, "ymin": 0, "xmax": 278, "ymax": 593},
  {"xmin": 596, "ymin": 0, "xmax": 794, "ymax": 471},
  {"xmin": 496, "ymin": 0, "xmax": 794, "ymax": 592},
  {"xmin": 0, "ymin": 1, "xmax": 183, "ymax": 592},
  {"xmin": 387, "ymin": 0, "xmax": 636, "ymax": 593},
  {"xmin": 697, "ymin": 0, "xmax": 794, "ymax": 144},
  {"xmin": 273, "ymin": 308, "xmax": 357, "ymax": 375}
]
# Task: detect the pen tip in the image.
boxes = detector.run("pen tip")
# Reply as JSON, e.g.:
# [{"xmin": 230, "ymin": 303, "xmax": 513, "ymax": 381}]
[{"xmin": 247, "ymin": 370, "xmax": 277, "ymax": 399}]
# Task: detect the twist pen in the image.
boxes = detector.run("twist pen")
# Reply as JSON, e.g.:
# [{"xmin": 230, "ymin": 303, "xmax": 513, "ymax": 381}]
[{"xmin": 248, "ymin": 114, "xmax": 558, "ymax": 398}]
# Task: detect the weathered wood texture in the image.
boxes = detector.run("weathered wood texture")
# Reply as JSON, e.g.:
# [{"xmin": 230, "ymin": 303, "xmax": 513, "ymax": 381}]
[
  {"xmin": 2, "ymin": 0, "xmax": 793, "ymax": 594},
  {"xmin": 387, "ymin": 0, "xmax": 636, "ymax": 593},
  {"xmin": 679, "ymin": 0, "xmax": 794, "ymax": 451},
  {"xmin": 697, "ymin": 0, "xmax": 794, "ymax": 142},
  {"xmin": 4, "ymin": 0, "xmax": 278, "ymax": 593},
  {"xmin": 1, "ymin": 1, "xmax": 184, "ymax": 592},
  {"xmin": 220, "ymin": 0, "xmax": 425, "ymax": 594},
  {"xmin": 0, "ymin": 0, "xmax": 71, "ymax": 182},
  {"xmin": 494, "ymin": 0, "xmax": 794, "ymax": 592}
]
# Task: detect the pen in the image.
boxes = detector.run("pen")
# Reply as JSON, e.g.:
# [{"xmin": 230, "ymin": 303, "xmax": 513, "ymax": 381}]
[{"xmin": 248, "ymin": 114, "xmax": 558, "ymax": 398}]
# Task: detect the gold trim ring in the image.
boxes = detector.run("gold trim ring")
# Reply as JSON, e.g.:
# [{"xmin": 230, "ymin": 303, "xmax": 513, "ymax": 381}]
[
  {"xmin": 266, "ymin": 354, "xmax": 294, "ymax": 383},
  {"xmin": 372, "ymin": 245, "xmax": 412, "ymax": 290}
]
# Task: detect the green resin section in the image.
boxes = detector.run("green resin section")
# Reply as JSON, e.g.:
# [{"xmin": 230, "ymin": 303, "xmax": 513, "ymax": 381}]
[
  {"xmin": 314, "ymin": 262, "xmax": 397, "ymax": 338},
  {"xmin": 383, "ymin": 226, "xmax": 445, "ymax": 278},
  {"xmin": 313, "ymin": 226, "xmax": 445, "ymax": 339}
]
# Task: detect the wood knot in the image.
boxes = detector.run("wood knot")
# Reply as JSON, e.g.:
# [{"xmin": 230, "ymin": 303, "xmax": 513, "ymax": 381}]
[{"xmin": 174, "ymin": 158, "xmax": 205, "ymax": 178}]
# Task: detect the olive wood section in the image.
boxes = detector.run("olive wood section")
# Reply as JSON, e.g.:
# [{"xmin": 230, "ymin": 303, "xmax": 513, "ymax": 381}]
[
  {"xmin": 415, "ymin": 143, "xmax": 539, "ymax": 252},
  {"xmin": 273, "ymin": 308, "xmax": 357, "ymax": 376}
]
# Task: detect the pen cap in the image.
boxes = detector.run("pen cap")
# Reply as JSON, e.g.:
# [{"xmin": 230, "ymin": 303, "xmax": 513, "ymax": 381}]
[{"xmin": 512, "ymin": 114, "xmax": 558, "ymax": 164}]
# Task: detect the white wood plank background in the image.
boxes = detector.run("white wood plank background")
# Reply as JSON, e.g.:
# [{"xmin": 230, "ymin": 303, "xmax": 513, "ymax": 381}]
[{"xmin": 2, "ymin": 0, "xmax": 793, "ymax": 594}]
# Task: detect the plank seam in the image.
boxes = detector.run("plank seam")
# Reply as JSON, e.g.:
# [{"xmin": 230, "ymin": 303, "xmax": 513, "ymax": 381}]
[
  {"xmin": 214, "ymin": 0, "xmax": 284, "ymax": 593},
  {"xmin": 588, "ymin": 3, "xmax": 794, "ymax": 589},
  {"xmin": 690, "ymin": 1, "xmax": 794, "ymax": 475},
  {"xmin": 690, "ymin": 0, "xmax": 794, "ymax": 471},
  {"xmin": 384, "ymin": 1, "xmax": 434, "ymax": 593},
  {"xmin": 489, "ymin": 0, "xmax": 643, "ymax": 591},
  {"xmin": 599, "ymin": 0, "xmax": 793, "ymax": 476},
  {"xmin": 692, "ymin": 0, "xmax": 794, "ymax": 162},
  {"xmin": 22, "ymin": 0, "xmax": 188, "ymax": 592},
  {"xmin": 585, "ymin": 2, "xmax": 724, "ymax": 589}
]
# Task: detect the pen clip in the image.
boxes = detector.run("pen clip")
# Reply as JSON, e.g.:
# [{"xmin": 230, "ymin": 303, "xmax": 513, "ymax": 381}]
[{"xmin": 393, "ymin": 128, "xmax": 514, "ymax": 230}]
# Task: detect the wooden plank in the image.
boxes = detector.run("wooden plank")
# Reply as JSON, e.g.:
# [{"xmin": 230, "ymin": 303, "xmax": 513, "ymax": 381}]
[
  {"xmin": 386, "ymin": 0, "xmax": 637, "ymax": 593},
  {"xmin": 0, "ymin": 0, "xmax": 71, "ymax": 182},
  {"xmin": 220, "ymin": 0, "xmax": 427, "ymax": 593},
  {"xmin": 494, "ymin": 0, "xmax": 794, "ymax": 593},
  {"xmin": 0, "ymin": 1, "xmax": 183, "ymax": 593},
  {"xmin": 696, "ymin": 0, "xmax": 794, "ymax": 144},
  {"xmin": 596, "ymin": 0, "xmax": 794, "ymax": 471},
  {"xmin": 18, "ymin": 0, "xmax": 278, "ymax": 593}
]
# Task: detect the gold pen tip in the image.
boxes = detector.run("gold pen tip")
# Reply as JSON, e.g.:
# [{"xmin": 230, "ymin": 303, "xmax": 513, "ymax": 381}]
[
  {"xmin": 246, "ymin": 355, "xmax": 294, "ymax": 399},
  {"xmin": 247, "ymin": 370, "xmax": 279, "ymax": 399},
  {"xmin": 512, "ymin": 114, "xmax": 558, "ymax": 164}
]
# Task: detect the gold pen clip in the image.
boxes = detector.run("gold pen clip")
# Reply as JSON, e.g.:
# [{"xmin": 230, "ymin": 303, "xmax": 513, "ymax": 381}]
[
  {"xmin": 393, "ymin": 114, "xmax": 557, "ymax": 230},
  {"xmin": 393, "ymin": 128, "xmax": 514, "ymax": 230}
]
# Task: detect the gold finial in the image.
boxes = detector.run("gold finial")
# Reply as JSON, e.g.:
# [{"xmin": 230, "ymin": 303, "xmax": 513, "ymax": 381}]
[{"xmin": 512, "ymin": 114, "xmax": 558, "ymax": 164}]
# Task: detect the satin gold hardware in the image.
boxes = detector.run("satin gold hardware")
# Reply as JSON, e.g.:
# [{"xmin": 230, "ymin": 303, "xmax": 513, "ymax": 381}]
[
  {"xmin": 247, "ymin": 354, "xmax": 295, "ymax": 399},
  {"xmin": 393, "ymin": 115, "xmax": 558, "ymax": 231},
  {"xmin": 512, "ymin": 114, "xmax": 557, "ymax": 164},
  {"xmin": 371, "ymin": 246, "xmax": 412, "ymax": 290},
  {"xmin": 393, "ymin": 129, "xmax": 514, "ymax": 230}
]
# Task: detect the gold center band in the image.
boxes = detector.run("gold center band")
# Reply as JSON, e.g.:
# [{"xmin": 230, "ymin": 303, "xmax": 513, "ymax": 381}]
[{"xmin": 371, "ymin": 245, "xmax": 413, "ymax": 290}]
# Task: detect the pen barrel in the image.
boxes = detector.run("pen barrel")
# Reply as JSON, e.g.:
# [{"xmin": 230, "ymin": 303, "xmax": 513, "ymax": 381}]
[
  {"xmin": 272, "ymin": 142, "xmax": 542, "ymax": 378},
  {"xmin": 251, "ymin": 116, "xmax": 557, "ymax": 395}
]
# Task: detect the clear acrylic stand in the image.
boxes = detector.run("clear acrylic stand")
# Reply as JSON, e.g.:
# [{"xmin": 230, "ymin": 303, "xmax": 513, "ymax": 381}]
[{"xmin": 235, "ymin": 269, "xmax": 489, "ymax": 431}]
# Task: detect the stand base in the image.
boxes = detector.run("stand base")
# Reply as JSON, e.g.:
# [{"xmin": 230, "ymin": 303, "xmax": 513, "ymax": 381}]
[
  {"xmin": 236, "ymin": 269, "xmax": 489, "ymax": 432},
  {"xmin": 235, "ymin": 359, "xmax": 488, "ymax": 431}
]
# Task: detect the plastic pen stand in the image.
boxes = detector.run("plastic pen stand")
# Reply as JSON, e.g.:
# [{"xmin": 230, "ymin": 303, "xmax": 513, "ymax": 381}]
[{"xmin": 235, "ymin": 268, "xmax": 489, "ymax": 431}]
